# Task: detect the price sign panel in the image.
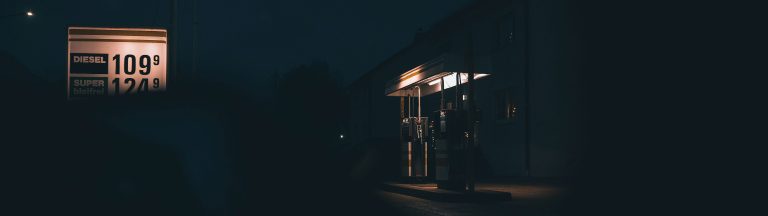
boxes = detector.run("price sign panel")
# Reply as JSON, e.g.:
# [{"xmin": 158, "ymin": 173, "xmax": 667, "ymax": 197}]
[{"xmin": 67, "ymin": 27, "xmax": 167, "ymax": 99}]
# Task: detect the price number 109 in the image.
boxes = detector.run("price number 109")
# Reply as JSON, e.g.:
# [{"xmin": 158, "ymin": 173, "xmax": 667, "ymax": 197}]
[{"xmin": 111, "ymin": 54, "xmax": 161, "ymax": 95}]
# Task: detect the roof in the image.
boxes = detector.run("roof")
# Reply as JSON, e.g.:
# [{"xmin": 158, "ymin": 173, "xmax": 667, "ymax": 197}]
[{"xmin": 346, "ymin": 0, "xmax": 514, "ymax": 92}]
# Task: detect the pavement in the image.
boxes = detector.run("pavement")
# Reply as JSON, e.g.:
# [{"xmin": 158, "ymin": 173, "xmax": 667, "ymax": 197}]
[
  {"xmin": 375, "ymin": 179, "xmax": 567, "ymax": 216},
  {"xmin": 380, "ymin": 182, "xmax": 513, "ymax": 202}
]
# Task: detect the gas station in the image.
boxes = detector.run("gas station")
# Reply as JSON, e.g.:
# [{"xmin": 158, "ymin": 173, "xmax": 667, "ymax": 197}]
[
  {"xmin": 385, "ymin": 54, "xmax": 491, "ymax": 192},
  {"xmin": 343, "ymin": 1, "xmax": 578, "ymax": 202},
  {"xmin": 371, "ymin": 49, "xmax": 525, "ymax": 201}
]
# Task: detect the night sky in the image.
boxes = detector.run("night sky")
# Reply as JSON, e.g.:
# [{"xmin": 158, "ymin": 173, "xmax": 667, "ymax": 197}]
[{"xmin": 2, "ymin": 0, "xmax": 470, "ymax": 87}]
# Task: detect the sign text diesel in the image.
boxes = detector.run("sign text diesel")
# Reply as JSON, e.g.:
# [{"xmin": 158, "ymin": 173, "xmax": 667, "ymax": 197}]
[{"xmin": 70, "ymin": 53, "xmax": 108, "ymax": 74}]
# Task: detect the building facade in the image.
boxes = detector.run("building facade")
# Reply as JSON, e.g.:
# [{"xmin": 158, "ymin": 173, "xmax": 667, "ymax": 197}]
[{"xmin": 345, "ymin": 0, "xmax": 581, "ymax": 178}]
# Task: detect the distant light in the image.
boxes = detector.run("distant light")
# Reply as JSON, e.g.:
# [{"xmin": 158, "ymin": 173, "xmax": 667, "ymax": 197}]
[
  {"xmin": 26, "ymin": 11, "xmax": 33, "ymax": 17},
  {"xmin": 339, "ymin": 134, "xmax": 344, "ymax": 139}
]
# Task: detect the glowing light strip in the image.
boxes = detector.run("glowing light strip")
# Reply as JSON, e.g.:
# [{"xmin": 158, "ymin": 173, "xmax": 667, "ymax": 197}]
[
  {"xmin": 408, "ymin": 142, "xmax": 412, "ymax": 177},
  {"xmin": 424, "ymin": 142, "xmax": 428, "ymax": 177},
  {"xmin": 427, "ymin": 73, "xmax": 490, "ymax": 87}
]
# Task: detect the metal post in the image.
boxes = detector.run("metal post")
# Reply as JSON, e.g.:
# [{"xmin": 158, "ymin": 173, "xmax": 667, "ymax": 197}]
[
  {"xmin": 192, "ymin": 0, "xmax": 198, "ymax": 85},
  {"xmin": 523, "ymin": 0, "xmax": 532, "ymax": 177},
  {"xmin": 465, "ymin": 31, "xmax": 476, "ymax": 192},
  {"xmin": 408, "ymin": 94, "xmax": 412, "ymax": 119},
  {"xmin": 170, "ymin": 0, "xmax": 178, "ymax": 91},
  {"xmin": 440, "ymin": 77, "xmax": 445, "ymax": 109},
  {"xmin": 455, "ymin": 73, "xmax": 461, "ymax": 110},
  {"xmin": 401, "ymin": 96, "xmax": 405, "ymax": 119}
]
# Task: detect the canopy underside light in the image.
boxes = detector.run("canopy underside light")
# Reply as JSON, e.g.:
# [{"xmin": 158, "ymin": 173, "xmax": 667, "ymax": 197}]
[
  {"xmin": 384, "ymin": 54, "xmax": 492, "ymax": 97},
  {"xmin": 386, "ymin": 72, "xmax": 490, "ymax": 97},
  {"xmin": 427, "ymin": 72, "xmax": 489, "ymax": 89}
]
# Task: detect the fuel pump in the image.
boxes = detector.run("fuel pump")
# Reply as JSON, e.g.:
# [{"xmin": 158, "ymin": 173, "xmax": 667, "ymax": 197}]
[
  {"xmin": 399, "ymin": 87, "xmax": 430, "ymax": 181},
  {"xmin": 431, "ymin": 109, "xmax": 468, "ymax": 190},
  {"xmin": 429, "ymin": 74, "xmax": 476, "ymax": 190}
]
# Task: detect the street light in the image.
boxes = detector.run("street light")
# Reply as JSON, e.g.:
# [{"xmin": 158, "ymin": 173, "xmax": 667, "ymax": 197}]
[{"xmin": 1, "ymin": 9, "xmax": 34, "ymax": 20}]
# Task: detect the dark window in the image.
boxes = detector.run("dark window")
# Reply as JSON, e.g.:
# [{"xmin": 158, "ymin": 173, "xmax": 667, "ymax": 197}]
[{"xmin": 496, "ymin": 12, "xmax": 515, "ymax": 49}]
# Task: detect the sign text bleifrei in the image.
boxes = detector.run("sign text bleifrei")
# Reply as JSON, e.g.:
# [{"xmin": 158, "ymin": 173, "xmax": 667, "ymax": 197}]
[{"xmin": 67, "ymin": 27, "xmax": 167, "ymax": 99}]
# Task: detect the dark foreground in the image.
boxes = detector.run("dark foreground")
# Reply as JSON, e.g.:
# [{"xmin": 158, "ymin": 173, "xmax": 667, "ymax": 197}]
[{"xmin": 377, "ymin": 181, "xmax": 566, "ymax": 216}]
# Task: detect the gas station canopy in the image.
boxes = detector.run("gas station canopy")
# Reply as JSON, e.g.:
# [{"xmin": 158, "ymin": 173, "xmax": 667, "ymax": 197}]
[{"xmin": 384, "ymin": 54, "xmax": 490, "ymax": 97}]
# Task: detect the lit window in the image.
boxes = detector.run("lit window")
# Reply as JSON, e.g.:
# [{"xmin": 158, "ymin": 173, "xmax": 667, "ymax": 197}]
[{"xmin": 496, "ymin": 88, "xmax": 517, "ymax": 121}]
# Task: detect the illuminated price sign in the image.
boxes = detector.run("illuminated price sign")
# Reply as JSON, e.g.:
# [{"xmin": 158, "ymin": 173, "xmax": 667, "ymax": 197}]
[{"xmin": 67, "ymin": 27, "xmax": 167, "ymax": 99}]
